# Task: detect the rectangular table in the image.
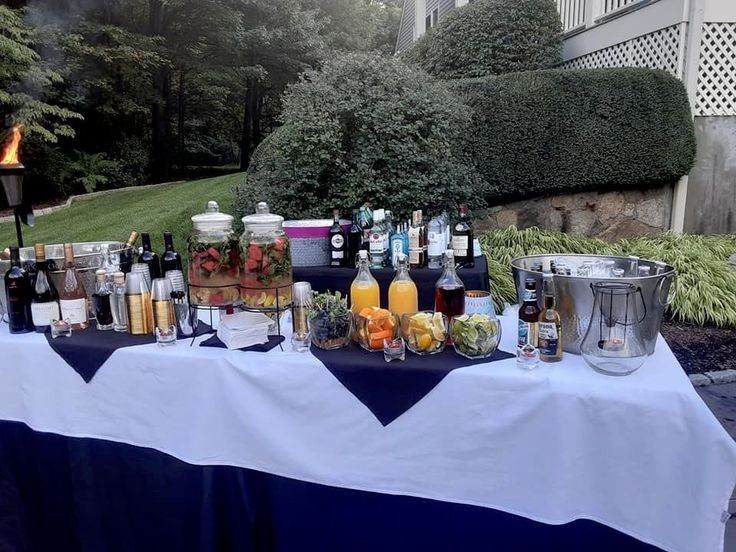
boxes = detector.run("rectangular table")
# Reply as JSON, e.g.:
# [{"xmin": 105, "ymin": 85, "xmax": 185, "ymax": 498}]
[{"xmin": 0, "ymin": 316, "xmax": 735, "ymax": 552}]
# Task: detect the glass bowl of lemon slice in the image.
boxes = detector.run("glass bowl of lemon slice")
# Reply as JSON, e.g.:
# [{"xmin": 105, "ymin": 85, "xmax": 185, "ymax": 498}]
[
  {"xmin": 400, "ymin": 312, "xmax": 448, "ymax": 355},
  {"xmin": 451, "ymin": 314, "xmax": 501, "ymax": 359}
]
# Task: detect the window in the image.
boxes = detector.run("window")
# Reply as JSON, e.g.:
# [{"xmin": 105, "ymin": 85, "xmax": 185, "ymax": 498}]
[{"xmin": 426, "ymin": 7, "xmax": 439, "ymax": 29}]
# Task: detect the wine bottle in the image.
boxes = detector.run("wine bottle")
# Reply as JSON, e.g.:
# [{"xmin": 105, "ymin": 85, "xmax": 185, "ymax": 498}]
[
  {"xmin": 138, "ymin": 232, "xmax": 161, "ymax": 280},
  {"xmin": 347, "ymin": 210, "xmax": 362, "ymax": 268},
  {"xmin": 161, "ymin": 231, "xmax": 182, "ymax": 275},
  {"xmin": 92, "ymin": 269, "xmax": 114, "ymax": 330},
  {"xmin": 119, "ymin": 231, "xmax": 139, "ymax": 274},
  {"xmin": 59, "ymin": 243, "xmax": 89, "ymax": 330},
  {"xmin": 329, "ymin": 209, "xmax": 347, "ymax": 268},
  {"xmin": 451, "ymin": 204, "xmax": 474, "ymax": 269},
  {"xmin": 4, "ymin": 246, "xmax": 34, "ymax": 334},
  {"xmin": 30, "ymin": 243, "xmax": 60, "ymax": 333}
]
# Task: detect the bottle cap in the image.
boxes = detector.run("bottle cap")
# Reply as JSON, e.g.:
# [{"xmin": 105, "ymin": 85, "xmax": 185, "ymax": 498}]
[
  {"xmin": 95, "ymin": 269, "xmax": 107, "ymax": 281},
  {"xmin": 444, "ymin": 249, "xmax": 454, "ymax": 258},
  {"xmin": 358, "ymin": 250, "xmax": 368, "ymax": 259},
  {"xmin": 113, "ymin": 272, "xmax": 125, "ymax": 284}
]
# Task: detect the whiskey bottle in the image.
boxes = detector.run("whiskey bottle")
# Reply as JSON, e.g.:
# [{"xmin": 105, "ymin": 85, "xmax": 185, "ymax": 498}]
[
  {"xmin": 59, "ymin": 243, "xmax": 89, "ymax": 330},
  {"xmin": 452, "ymin": 204, "xmax": 474, "ymax": 268}
]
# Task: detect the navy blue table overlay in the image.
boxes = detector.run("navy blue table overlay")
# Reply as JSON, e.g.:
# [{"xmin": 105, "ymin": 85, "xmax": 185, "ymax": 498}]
[
  {"xmin": 0, "ymin": 421, "xmax": 661, "ymax": 552},
  {"xmin": 294, "ymin": 255, "xmax": 490, "ymax": 311},
  {"xmin": 310, "ymin": 343, "xmax": 515, "ymax": 425},
  {"xmin": 44, "ymin": 322, "xmax": 212, "ymax": 383}
]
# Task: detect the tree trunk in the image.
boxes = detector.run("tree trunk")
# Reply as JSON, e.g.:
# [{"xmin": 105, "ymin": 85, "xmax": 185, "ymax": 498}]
[
  {"xmin": 177, "ymin": 71, "xmax": 186, "ymax": 172},
  {"xmin": 149, "ymin": 0, "xmax": 171, "ymax": 182},
  {"xmin": 240, "ymin": 78, "xmax": 260, "ymax": 171}
]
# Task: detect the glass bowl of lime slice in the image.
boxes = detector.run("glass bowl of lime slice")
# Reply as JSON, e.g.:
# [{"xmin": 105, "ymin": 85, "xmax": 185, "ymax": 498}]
[{"xmin": 451, "ymin": 314, "xmax": 501, "ymax": 359}]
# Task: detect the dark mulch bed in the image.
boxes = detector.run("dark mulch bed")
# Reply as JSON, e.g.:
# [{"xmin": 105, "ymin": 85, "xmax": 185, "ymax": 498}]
[{"xmin": 661, "ymin": 319, "xmax": 736, "ymax": 375}]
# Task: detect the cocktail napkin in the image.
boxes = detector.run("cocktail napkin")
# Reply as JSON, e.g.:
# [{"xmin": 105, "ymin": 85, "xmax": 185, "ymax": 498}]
[{"xmin": 217, "ymin": 312, "xmax": 273, "ymax": 350}]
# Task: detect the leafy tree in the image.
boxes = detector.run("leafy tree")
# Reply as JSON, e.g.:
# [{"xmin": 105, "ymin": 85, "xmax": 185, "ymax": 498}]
[
  {"xmin": 0, "ymin": 5, "xmax": 81, "ymax": 143},
  {"xmin": 403, "ymin": 0, "xmax": 562, "ymax": 79},
  {"xmin": 236, "ymin": 52, "xmax": 487, "ymax": 220}
]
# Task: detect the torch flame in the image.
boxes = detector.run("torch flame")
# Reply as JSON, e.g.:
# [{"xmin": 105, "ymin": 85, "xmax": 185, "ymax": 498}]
[{"xmin": 0, "ymin": 125, "xmax": 22, "ymax": 165}]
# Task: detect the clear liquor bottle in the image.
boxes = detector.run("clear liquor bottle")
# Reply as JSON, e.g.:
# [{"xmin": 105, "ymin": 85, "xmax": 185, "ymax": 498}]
[
  {"xmin": 427, "ymin": 215, "xmax": 444, "ymax": 269},
  {"xmin": 408, "ymin": 211, "xmax": 425, "ymax": 269},
  {"xmin": 59, "ymin": 243, "xmax": 89, "ymax": 330},
  {"xmin": 30, "ymin": 243, "xmax": 60, "ymax": 333},
  {"xmin": 369, "ymin": 209, "xmax": 388, "ymax": 269},
  {"xmin": 111, "ymin": 271, "xmax": 128, "ymax": 332}
]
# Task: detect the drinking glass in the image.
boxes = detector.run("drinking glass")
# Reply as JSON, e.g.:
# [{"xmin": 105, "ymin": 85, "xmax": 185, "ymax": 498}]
[{"xmin": 155, "ymin": 324, "xmax": 177, "ymax": 347}]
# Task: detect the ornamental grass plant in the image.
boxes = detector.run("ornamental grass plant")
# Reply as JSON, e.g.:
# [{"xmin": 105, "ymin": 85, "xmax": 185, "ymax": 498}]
[{"xmin": 480, "ymin": 227, "xmax": 736, "ymax": 327}]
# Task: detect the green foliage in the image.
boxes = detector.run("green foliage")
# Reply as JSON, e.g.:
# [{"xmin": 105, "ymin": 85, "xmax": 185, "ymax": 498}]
[
  {"xmin": 236, "ymin": 52, "xmax": 486, "ymax": 220},
  {"xmin": 308, "ymin": 291, "xmax": 350, "ymax": 320},
  {"xmin": 480, "ymin": 227, "xmax": 736, "ymax": 327},
  {"xmin": 0, "ymin": 6, "xmax": 82, "ymax": 143},
  {"xmin": 60, "ymin": 151, "xmax": 122, "ymax": 194},
  {"xmin": 403, "ymin": 0, "xmax": 562, "ymax": 78},
  {"xmin": 453, "ymin": 68, "xmax": 696, "ymax": 203}
]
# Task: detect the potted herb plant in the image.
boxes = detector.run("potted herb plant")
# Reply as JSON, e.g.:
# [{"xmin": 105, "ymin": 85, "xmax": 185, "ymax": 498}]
[{"xmin": 308, "ymin": 291, "xmax": 352, "ymax": 350}]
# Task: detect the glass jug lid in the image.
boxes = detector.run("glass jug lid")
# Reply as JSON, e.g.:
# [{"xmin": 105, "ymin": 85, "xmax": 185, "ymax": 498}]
[
  {"xmin": 191, "ymin": 201, "xmax": 234, "ymax": 233},
  {"xmin": 241, "ymin": 202, "xmax": 284, "ymax": 234}
]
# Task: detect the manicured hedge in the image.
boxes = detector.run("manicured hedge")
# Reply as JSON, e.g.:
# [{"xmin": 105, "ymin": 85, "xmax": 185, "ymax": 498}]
[
  {"xmin": 403, "ymin": 0, "xmax": 562, "ymax": 79},
  {"xmin": 452, "ymin": 68, "xmax": 696, "ymax": 203}
]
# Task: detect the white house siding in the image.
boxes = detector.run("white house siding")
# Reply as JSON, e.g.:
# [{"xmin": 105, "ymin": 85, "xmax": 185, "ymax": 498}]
[
  {"xmin": 438, "ymin": 0, "xmax": 457, "ymax": 18},
  {"xmin": 396, "ymin": 0, "xmax": 416, "ymax": 53}
]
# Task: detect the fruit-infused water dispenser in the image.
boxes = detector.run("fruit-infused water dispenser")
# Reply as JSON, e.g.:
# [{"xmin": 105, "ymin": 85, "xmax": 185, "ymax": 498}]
[
  {"xmin": 240, "ymin": 202, "xmax": 293, "ymax": 310},
  {"xmin": 188, "ymin": 201, "xmax": 241, "ymax": 306}
]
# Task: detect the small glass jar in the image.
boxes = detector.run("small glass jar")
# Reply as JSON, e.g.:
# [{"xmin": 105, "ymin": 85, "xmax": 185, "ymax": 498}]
[
  {"xmin": 188, "ymin": 201, "xmax": 241, "ymax": 306},
  {"xmin": 240, "ymin": 202, "xmax": 293, "ymax": 310}
]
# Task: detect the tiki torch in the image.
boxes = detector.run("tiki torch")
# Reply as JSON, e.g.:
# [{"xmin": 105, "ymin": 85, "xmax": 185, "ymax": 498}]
[{"xmin": 0, "ymin": 126, "xmax": 26, "ymax": 248}]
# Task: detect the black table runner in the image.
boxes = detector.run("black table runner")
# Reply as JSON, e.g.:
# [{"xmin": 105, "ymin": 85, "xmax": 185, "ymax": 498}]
[
  {"xmin": 294, "ymin": 256, "xmax": 490, "ymax": 311},
  {"xmin": 310, "ymin": 342, "xmax": 514, "ymax": 425},
  {"xmin": 200, "ymin": 334, "xmax": 285, "ymax": 352}
]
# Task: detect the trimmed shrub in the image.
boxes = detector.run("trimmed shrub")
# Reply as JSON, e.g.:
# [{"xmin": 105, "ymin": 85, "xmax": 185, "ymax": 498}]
[
  {"xmin": 480, "ymin": 227, "xmax": 736, "ymax": 327},
  {"xmin": 235, "ymin": 52, "xmax": 486, "ymax": 220},
  {"xmin": 453, "ymin": 68, "xmax": 696, "ymax": 204},
  {"xmin": 403, "ymin": 0, "xmax": 562, "ymax": 79}
]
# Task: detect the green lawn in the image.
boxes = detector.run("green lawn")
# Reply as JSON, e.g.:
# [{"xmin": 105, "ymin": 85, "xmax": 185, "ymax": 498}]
[{"xmin": 0, "ymin": 172, "xmax": 245, "ymax": 252}]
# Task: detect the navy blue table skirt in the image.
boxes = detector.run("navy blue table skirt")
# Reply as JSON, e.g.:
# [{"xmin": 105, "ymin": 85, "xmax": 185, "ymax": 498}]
[
  {"xmin": 0, "ymin": 421, "xmax": 661, "ymax": 551},
  {"xmin": 293, "ymin": 256, "xmax": 490, "ymax": 311}
]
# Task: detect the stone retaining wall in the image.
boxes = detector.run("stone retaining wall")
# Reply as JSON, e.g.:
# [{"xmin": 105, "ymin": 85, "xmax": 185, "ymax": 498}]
[{"xmin": 475, "ymin": 185, "xmax": 673, "ymax": 241}]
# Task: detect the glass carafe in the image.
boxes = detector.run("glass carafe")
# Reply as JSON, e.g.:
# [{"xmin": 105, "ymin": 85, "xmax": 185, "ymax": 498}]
[
  {"xmin": 188, "ymin": 201, "xmax": 241, "ymax": 306},
  {"xmin": 240, "ymin": 202, "xmax": 293, "ymax": 310},
  {"xmin": 581, "ymin": 282, "xmax": 648, "ymax": 376}
]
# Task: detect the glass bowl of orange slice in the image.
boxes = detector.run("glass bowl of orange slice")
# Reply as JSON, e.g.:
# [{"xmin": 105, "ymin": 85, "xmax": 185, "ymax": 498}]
[
  {"xmin": 355, "ymin": 307, "xmax": 399, "ymax": 352},
  {"xmin": 400, "ymin": 311, "xmax": 448, "ymax": 355}
]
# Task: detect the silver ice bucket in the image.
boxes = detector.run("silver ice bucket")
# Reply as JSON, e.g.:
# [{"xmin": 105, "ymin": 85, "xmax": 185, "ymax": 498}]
[
  {"xmin": 0, "ymin": 241, "xmax": 126, "ymax": 312},
  {"xmin": 511, "ymin": 254, "xmax": 675, "ymax": 354}
]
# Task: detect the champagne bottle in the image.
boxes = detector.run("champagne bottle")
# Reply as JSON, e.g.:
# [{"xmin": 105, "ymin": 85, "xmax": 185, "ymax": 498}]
[
  {"xmin": 30, "ymin": 243, "xmax": 60, "ymax": 333},
  {"xmin": 4, "ymin": 246, "xmax": 33, "ymax": 334},
  {"xmin": 59, "ymin": 243, "xmax": 89, "ymax": 330},
  {"xmin": 119, "ymin": 231, "xmax": 139, "ymax": 273},
  {"xmin": 138, "ymin": 232, "xmax": 162, "ymax": 279},
  {"xmin": 161, "ymin": 231, "xmax": 183, "ymax": 275}
]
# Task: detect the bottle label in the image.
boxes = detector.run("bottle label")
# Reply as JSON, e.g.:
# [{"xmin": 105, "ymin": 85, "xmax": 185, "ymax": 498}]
[
  {"xmin": 391, "ymin": 239, "xmax": 404, "ymax": 266},
  {"xmin": 409, "ymin": 249, "xmax": 420, "ymax": 265},
  {"xmin": 60, "ymin": 298, "xmax": 88, "ymax": 325},
  {"xmin": 523, "ymin": 289, "xmax": 537, "ymax": 302},
  {"xmin": 31, "ymin": 301, "xmax": 60, "ymax": 326},
  {"xmin": 452, "ymin": 235, "xmax": 468, "ymax": 255},
  {"xmin": 538, "ymin": 322, "xmax": 559, "ymax": 355},
  {"xmin": 369, "ymin": 234, "xmax": 384, "ymax": 255},
  {"xmin": 517, "ymin": 320, "xmax": 538, "ymax": 348},
  {"xmin": 409, "ymin": 229, "xmax": 420, "ymax": 250},
  {"xmin": 331, "ymin": 234, "xmax": 345, "ymax": 250},
  {"xmin": 428, "ymin": 231, "xmax": 443, "ymax": 256}
]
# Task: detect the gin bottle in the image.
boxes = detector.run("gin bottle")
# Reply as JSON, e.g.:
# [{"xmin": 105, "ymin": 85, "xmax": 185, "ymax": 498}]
[{"xmin": 110, "ymin": 272, "xmax": 128, "ymax": 332}]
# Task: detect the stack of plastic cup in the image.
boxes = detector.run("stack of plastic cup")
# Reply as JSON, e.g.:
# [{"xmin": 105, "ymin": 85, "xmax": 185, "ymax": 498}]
[
  {"xmin": 131, "ymin": 263, "xmax": 152, "ymax": 290},
  {"xmin": 165, "ymin": 269, "xmax": 186, "ymax": 293},
  {"xmin": 291, "ymin": 282, "xmax": 313, "ymax": 352},
  {"xmin": 165, "ymin": 269, "xmax": 196, "ymax": 337}
]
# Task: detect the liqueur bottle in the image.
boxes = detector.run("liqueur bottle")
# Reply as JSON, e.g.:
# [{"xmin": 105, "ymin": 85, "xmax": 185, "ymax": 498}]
[
  {"xmin": 452, "ymin": 204, "xmax": 474, "ymax": 268},
  {"xmin": 538, "ymin": 273, "xmax": 562, "ymax": 363},
  {"xmin": 4, "ymin": 246, "xmax": 33, "ymax": 334},
  {"xmin": 161, "ymin": 232, "xmax": 183, "ymax": 275},
  {"xmin": 59, "ymin": 243, "xmax": 89, "ymax": 330},
  {"xmin": 347, "ymin": 210, "xmax": 363, "ymax": 268},
  {"xmin": 329, "ymin": 209, "xmax": 348, "ymax": 268},
  {"xmin": 408, "ymin": 211, "xmax": 425, "ymax": 269},
  {"xmin": 517, "ymin": 278, "xmax": 540, "ymax": 370},
  {"xmin": 390, "ymin": 223, "xmax": 408, "ymax": 268},
  {"xmin": 119, "ymin": 231, "xmax": 139, "ymax": 273},
  {"xmin": 434, "ymin": 250, "xmax": 465, "ymax": 322},
  {"xmin": 30, "ymin": 243, "xmax": 60, "ymax": 333},
  {"xmin": 138, "ymin": 232, "xmax": 161, "ymax": 280},
  {"xmin": 92, "ymin": 269, "xmax": 114, "ymax": 331}
]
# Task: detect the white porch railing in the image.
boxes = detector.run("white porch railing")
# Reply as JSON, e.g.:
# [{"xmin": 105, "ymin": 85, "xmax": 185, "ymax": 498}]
[
  {"xmin": 557, "ymin": 0, "xmax": 586, "ymax": 32},
  {"xmin": 557, "ymin": 0, "xmax": 649, "ymax": 32},
  {"xmin": 603, "ymin": 0, "xmax": 640, "ymax": 14}
]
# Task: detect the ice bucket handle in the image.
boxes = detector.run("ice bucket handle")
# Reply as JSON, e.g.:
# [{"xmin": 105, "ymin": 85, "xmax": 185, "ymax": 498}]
[{"xmin": 656, "ymin": 274, "xmax": 676, "ymax": 308}]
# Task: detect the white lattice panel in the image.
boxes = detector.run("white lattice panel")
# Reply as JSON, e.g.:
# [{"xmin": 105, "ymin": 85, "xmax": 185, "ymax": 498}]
[
  {"xmin": 695, "ymin": 23, "xmax": 736, "ymax": 116},
  {"xmin": 561, "ymin": 25, "xmax": 681, "ymax": 76}
]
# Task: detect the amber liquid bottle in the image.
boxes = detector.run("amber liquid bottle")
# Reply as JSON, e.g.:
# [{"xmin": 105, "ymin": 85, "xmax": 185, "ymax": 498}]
[{"xmin": 538, "ymin": 273, "xmax": 563, "ymax": 362}]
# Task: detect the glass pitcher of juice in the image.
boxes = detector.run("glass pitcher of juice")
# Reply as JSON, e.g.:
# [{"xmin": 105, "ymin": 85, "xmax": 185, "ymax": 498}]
[
  {"xmin": 350, "ymin": 250, "xmax": 380, "ymax": 313},
  {"xmin": 389, "ymin": 253, "xmax": 418, "ymax": 316}
]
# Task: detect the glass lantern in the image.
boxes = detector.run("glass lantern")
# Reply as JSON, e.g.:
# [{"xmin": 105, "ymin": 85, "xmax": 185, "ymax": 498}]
[
  {"xmin": 240, "ymin": 202, "xmax": 293, "ymax": 310},
  {"xmin": 187, "ymin": 201, "xmax": 241, "ymax": 306}
]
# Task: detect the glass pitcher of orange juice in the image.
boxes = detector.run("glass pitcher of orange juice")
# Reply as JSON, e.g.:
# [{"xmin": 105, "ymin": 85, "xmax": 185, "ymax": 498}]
[
  {"xmin": 350, "ymin": 250, "xmax": 380, "ymax": 313},
  {"xmin": 389, "ymin": 253, "xmax": 418, "ymax": 316}
]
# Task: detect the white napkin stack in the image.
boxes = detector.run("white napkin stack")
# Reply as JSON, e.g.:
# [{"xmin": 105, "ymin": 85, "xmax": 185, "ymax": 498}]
[{"xmin": 217, "ymin": 311, "xmax": 273, "ymax": 350}]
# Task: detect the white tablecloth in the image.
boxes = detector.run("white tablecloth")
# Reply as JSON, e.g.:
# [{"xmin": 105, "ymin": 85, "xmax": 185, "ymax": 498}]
[{"xmin": 0, "ymin": 316, "xmax": 734, "ymax": 552}]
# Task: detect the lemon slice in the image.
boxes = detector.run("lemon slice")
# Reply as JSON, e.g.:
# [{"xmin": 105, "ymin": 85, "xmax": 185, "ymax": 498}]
[
  {"xmin": 418, "ymin": 333, "xmax": 433, "ymax": 351},
  {"xmin": 431, "ymin": 323, "xmax": 445, "ymax": 342}
]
